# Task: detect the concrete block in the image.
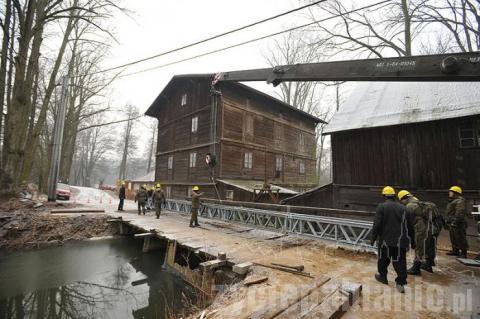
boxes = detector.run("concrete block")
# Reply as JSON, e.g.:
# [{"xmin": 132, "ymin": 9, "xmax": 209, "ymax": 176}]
[
  {"xmin": 200, "ymin": 259, "xmax": 226, "ymax": 272},
  {"xmin": 232, "ymin": 262, "xmax": 253, "ymax": 275},
  {"xmin": 218, "ymin": 252, "xmax": 227, "ymax": 261}
]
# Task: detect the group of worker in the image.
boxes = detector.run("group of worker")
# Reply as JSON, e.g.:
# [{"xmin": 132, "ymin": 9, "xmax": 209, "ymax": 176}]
[
  {"xmin": 371, "ymin": 185, "xmax": 468, "ymax": 294},
  {"xmin": 117, "ymin": 182, "xmax": 203, "ymax": 227}
]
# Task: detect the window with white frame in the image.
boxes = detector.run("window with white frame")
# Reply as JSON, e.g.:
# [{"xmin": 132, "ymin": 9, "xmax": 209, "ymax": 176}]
[
  {"xmin": 191, "ymin": 116, "xmax": 198, "ymax": 133},
  {"xmin": 299, "ymin": 132, "xmax": 305, "ymax": 146},
  {"xmin": 275, "ymin": 156, "xmax": 283, "ymax": 172},
  {"xmin": 189, "ymin": 152, "xmax": 197, "ymax": 168},
  {"xmin": 299, "ymin": 160, "xmax": 305, "ymax": 174},
  {"xmin": 181, "ymin": 93, "xmax": 187, "ymax": 106},
  {"xmin": 244, "ymin": 152, "xmax": 253, "ymax": 169},
  {"xmin": 168, "ymin": 156, "xmax": 173, "ymax": 170}
]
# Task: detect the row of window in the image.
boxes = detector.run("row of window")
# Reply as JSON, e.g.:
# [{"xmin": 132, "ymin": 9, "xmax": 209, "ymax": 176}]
[{"xmin": 167, "ymin": 152, "xmax": 306, "ymax": 174}]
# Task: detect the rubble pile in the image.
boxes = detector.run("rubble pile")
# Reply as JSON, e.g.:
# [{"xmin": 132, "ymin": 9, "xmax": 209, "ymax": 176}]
[{"xmin": 0, "ymin": 199, "xmax": 117, "ymax": 252}]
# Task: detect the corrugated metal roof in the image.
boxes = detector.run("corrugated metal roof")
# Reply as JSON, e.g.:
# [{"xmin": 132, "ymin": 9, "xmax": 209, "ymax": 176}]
[
  {"xmin": 217, "ymin": 179, "xmax": 298, "ymax": 195},
  {"xmin": 324, "ymin": 82, "xmax": 480, "ymax": 134}
]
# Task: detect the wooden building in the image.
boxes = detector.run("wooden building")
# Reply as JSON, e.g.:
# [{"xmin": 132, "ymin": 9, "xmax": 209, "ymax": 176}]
[
  {"xmin": 284, "ymin": 82, "xmax": 480, "ymax": 211},
  {"xmin": 145, "ymin": 74, "xmax": 323, "ymax": 202},
  {"xmin": 123, "ymin": 171, "xmax": 155, "ymax": 200}
]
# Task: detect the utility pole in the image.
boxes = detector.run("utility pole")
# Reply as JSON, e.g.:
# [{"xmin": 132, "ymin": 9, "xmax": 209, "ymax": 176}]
[{"xmin": 47, "ymin": 76, "xmax": 69, "ymax": 201}]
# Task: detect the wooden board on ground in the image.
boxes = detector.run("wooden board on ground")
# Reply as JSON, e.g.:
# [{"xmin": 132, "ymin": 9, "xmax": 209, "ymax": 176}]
[
  {"xmin": 51, "ymin": 208, "xmax": 105, "ymax": 214},
  {"xmin": 457, "ymin": 258, "xmax": 480, "ymax": 267},
  {"xmin": 244, "ymin": 275, "xmax": 268, "ymax": 286}
]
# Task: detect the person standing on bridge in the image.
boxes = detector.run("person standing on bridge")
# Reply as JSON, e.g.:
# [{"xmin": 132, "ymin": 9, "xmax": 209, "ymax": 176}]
[
  {"xmin": 190, "ymin": 186, "xmax": 204, "ymax": 227},
  {"xmin": 398, "ymin": 190, "xmax": 426, "ymax": 276},
  {"xmin": 135, "ymin": 185, "xmax": 148, "ymax": 215},
  {"xmin": 118, "ymin": 182, "xmax": 126, "ymax": 211},
  {"xmin": 445, "ymin": 186, "xmax": 468, "ymax": 258},
  {"xmin": 371, "ymin": 186, "xmax": 415, "ymax": 294},
  {"xmin": 152, "ymin": 183, "xmax": 166, "ymax": 219}
]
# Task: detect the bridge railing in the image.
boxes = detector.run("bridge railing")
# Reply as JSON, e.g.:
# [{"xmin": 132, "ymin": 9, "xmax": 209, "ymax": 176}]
[{"xmin": 165, "ymin": 199, "xmax": 374, "ymax": 249}]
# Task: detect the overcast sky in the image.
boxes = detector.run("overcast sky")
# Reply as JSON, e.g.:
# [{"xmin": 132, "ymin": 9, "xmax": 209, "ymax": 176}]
[{"xmin": 105, "ymin": 0, "xmax": 307, "ymax": 114}]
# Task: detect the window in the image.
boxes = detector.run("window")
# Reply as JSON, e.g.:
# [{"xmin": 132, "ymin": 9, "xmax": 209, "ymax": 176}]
[
  {"xmin": 181, "ymin": 93, "xmax": 187, "ymax": 106},
  {"xmin": 189, "ymin": 152, "xmax": 197, "ymax": 168},
  {"xmin": 191, "ymin": 116, "xmax": 198, "ymax": 133},
  {"xmin": 168, "ymin": 156, "xmax": 173, "ymax": 170},
  {"xmin": 245, "ymin": 114, "xmax": 254, "ymax": 136},
  {"xmin": 275, "ymin": 156, "xmax": 283, "ymax": 172},
  {"xmin": 459, "ymin": 121, "xmax": 480, "ymax": 148},
  {"xmin": 166, "ymin": 186, "xmax": 172, "ymax": 198},
  {"xmin": 244, "ymin": 152, "xmax": 253, "ymax": 169},
  {"xmin": 299, "ymin": 132, "xmax": 305, "ymax": 146},
  {"xmin": 225, "ymin": 190, "xmax": 234, "ymax": 201},
  {"xmin": 299, "ymin": 160, "xmax": 305, "ymax": 174}
]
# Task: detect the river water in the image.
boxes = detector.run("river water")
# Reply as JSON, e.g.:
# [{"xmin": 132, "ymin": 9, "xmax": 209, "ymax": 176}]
[{"xmin": 0, "ymin": 238, "xmax": 197, "ymax": 319}]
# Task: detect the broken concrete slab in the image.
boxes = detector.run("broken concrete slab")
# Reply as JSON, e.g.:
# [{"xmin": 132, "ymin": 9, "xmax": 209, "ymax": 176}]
[
  {"xmin": 233, "ymin": 262, "xmax": 253, "ymax": 275},
  {"xmin": 51, "ymin": 208, "xmax": 105, "ymax": 214}
]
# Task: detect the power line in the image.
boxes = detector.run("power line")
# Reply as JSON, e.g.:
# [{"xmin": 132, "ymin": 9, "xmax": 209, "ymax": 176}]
[
  {"xmin": 88, "ymin": 0, "xmax": 328, "ymax": 76},
  {"xmin": 113, "ymin": 0, "xmax": 393, "ymax": 79}
]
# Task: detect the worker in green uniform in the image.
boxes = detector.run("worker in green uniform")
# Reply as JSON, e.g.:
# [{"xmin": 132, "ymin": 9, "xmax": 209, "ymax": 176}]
[
  {"xmin": 445, "ymin": 186, "xmax": 468, "ymax": 258},
  {"xmin": 134, "ymin": 185, "xmax": 148, "ymax": 215},
  {"xmin": 398, "ymin": 190, "xmax": 426, "ymax": 275},
  {"xmin": 190, "ymin": 186, "xmax": 204, "ymax": 227},
  {"xmin": 152, "ymin": 183, "xmax": 166, "ymax": 219}
]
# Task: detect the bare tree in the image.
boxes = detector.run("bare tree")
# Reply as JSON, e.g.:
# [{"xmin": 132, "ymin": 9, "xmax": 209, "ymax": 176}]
[
  {"xmin": 118, "ymin": 105, "xmax": 139, "ymax": 181},
  {"xmin": 145, "ymin": 121, "xmax": 157, "ymax": 174},
  {"xmin": 415, "ymin": 0, "xmax": 479, "ymax": 52}
]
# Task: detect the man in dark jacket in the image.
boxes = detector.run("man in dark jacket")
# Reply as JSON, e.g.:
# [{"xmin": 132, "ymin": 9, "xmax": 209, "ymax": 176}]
[
  {"xmin": 371, "ymin": 186, "xmax": 415, "ymax": 293},
  {"xmin": 118, "ymin": 182, "xmax": 126, "ymax": 211}
]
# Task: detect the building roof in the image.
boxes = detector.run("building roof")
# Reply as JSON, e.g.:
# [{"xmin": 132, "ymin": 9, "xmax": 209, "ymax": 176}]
[
  {"xmin": 217, "ymin": 179, "xmax": 298, "ymax": 195},
  {"xmin": 144, "ymin": 74, "xmax": 324, "ymax": 123},
  {"xmin": 324, "ymin": 82, "xmax": 480, "ymax": 134},
  {"xmin": 129, "ymin": 171, "xmax": 155, "ymax": 183}
]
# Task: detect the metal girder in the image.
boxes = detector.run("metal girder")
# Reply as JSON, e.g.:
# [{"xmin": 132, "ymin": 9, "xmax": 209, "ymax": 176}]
[
  {"xmin": 218, "ymin": 52, "xmax": 480, "ymax": 85},
  {"xmin": 165, "ymin": 199, "xmax": 373, "ymax": 249}
]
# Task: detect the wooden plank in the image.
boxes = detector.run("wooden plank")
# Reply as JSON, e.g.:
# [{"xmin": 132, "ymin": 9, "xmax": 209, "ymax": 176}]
[{"xmin": 51, "ymin": 209, "xmax": 105, "ymax": 214}]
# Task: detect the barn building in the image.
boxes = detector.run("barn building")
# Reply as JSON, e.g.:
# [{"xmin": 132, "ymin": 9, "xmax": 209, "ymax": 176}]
[
  {"xmin": 284, "ymin": 82, "xmax": 480, "ymax": 211},
  {"xmin": 145, "ymin": 74, "xmax": 323, "ymax": 202}
]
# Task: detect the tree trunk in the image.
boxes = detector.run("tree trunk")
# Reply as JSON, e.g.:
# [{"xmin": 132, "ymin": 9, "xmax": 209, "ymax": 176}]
[
  {"xmin": 3, "ymin": 0, "xmax": 36, "ymax": 188},
  {"xmin": 0, "ymin": 0, "xmax": 12, "ymax": 169},
  {"xmin": 401, "ymin": 0, "xmax": 412, "ymax": 56}
]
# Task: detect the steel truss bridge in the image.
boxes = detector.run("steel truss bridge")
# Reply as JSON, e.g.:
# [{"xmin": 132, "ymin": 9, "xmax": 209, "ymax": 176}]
[{"xmin": 165, "ymin": 199, "xmax": 374, "ymax": 249}]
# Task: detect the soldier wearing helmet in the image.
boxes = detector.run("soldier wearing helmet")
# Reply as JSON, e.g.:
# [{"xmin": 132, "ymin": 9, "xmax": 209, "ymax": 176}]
[
  {"xmin": 398, "ymin": 190, "xmax": 425, "ymax": 275},
  {"xmin": 190, "ymin": 186, "xmax": 204, "ymax": 227},
  {"xmin": 445, "ymin": 186, "xmax": 468, "ymax": 258},
  {"xmin": 152, "ymin": 183, "xmax": 166, "ymax": 219},
  {"xmin": 371, "ymin": 186, "xmax": 415, "ymax": 294},
  {"xmin": 135, "ymin": 184, "xmax": 148, "ymax": 215}
]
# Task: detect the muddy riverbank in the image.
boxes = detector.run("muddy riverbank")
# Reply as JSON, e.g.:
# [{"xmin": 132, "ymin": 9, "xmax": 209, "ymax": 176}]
[{"xmin": 0, "ymin": 199, "xmax": 117, "ymax": 253}]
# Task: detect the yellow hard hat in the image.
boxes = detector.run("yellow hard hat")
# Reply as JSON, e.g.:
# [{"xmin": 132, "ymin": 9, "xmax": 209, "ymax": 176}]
[
  {"xmin": 449, "ymin": 186, "xmax": 462, "ymax": 194},
  {"xmin": 143, "ymin": 184, "xmax": 147, "ymax": 188},
  {"xmin": 155, "ymin": 183, "xmax": 161, "ymax": 188},
  {"xmin": 121, "ymin": 181, "xmax": 125, "ymax": 185},
  {"xmin": 398, "ymin": 190, "xmax": 411, "ymax": 201},
  {"xmin": 382, "ymin": 186, "xmax": 395, "ymax": 196},
  {"xmin": 192, "ymin": 186, "xmax": 200, "ymax": 191}
]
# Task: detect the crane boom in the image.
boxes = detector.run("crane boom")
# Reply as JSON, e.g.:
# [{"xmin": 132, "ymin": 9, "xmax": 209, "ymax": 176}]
[{"xmin": 217, "ymin": 52, "xmax": 480, "ymax": 85}]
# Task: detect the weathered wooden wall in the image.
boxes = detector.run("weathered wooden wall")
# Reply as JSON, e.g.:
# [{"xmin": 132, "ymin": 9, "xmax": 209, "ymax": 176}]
[
  {"xmin": 331, "ymin": 115, "xmax": 480, "ymax": 190},
  {"xmin": 218, "ymin": 82, "xmax": 318, "ymax": 190}
]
